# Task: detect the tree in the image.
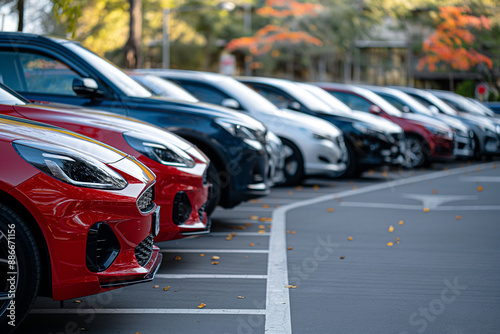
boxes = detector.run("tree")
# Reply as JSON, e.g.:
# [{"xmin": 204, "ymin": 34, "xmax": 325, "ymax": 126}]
[
  {"xmin": 124, "ymin": 0, "xmax": 142, "ymax": 68},
  {"xmin": 417, "ymin": 6, "xmax": 493, "ymax": 73}
]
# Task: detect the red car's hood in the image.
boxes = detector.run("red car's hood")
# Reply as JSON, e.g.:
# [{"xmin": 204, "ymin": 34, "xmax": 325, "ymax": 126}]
[{"xmin": 15, "ymin": 102, "xmax": 193, "ymax": 151}]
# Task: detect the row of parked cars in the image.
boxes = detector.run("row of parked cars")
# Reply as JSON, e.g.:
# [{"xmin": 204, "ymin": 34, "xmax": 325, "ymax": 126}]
[{"xmin": 1, "ymin": 32, "xmax": 499, "ymax": 332}]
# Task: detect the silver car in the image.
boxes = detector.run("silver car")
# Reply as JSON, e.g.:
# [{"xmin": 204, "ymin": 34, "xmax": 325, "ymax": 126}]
[{"xmin": 134, "ymin": 70, "xmax": 347, "ymax": 185}]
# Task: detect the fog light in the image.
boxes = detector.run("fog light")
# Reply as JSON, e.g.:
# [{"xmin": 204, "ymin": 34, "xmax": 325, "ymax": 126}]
[{"xmin": 86, "ymin": 223, "xmax": 120, "ymax": 272}]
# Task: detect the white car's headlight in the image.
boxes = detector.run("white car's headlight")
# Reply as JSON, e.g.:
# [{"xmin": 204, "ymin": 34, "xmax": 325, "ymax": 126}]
[
  {"xmin": 14, "ymin": 140, "xmax": 128, "ymax": 189},
  {"xmin": 123, "ymin": 132, "xmax": 195, "ymax": 168}
]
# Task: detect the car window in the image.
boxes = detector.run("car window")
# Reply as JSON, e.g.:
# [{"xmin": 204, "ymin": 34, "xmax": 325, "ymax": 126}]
[
  {"xmin": 378, "ymin": 94, "xmax": 407, "ymax": 112},
  {"xmin": 410, "ymin": 94, "xmax": 432, "ymax": 107},
  {"xmin": 328, "ymin": 91, "xmax": 372, "ymax": 113},
  {"xmin": 247, "ymin": 84, "xmax": 294, "ymax": 110},
  {"xmin": 174, "ymin": 81, "xmax": 229, "ymax": 105},
  {"xmin": 1, "ymin": 52, "xmax": 82, "ymax": 96}
]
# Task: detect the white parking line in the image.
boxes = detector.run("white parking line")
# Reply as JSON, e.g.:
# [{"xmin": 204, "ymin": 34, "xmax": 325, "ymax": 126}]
[
  {"xmin": 340, "ymin": 202, "xmax": 500, "ymax": 211},
  {"xmin": 265, "ymin": 161, "xmax": 497, "ymax": 334},
  {"xmin": 208, "ymin": 232, "xmax": 270, "ymax": 237},
  {"xmin": 30, "ymin": 308, "xmax": 266, "ymax": 315},
  {"xmin": 155, "ymin": 274, "xmax": 267, "ymax": 279},
  {"xmin": 460, "ymin": 176, "xmax": 500, "ymax": 182},
  {"xmin": 160, "ymin": 249, "xmax": 269, "ymax": 254}
]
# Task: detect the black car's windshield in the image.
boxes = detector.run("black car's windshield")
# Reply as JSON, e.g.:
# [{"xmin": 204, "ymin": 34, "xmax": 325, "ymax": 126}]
[
  {"xmin": 299, "ymin": 83, "xmax": 352, "ymax": 115},
  {"xmin": 133, "ymin": 74, "xmax": 198, "ymax": 102},
  {"xmin": 65, "ymin": 43, "xmax": 152, "ymax": 98},
  {"xmin": 216, "ymin": 76, "xmax": 279, "ymax": 113},
  {"xmin": 277, "ymin": 81, "xmax": 334, "ymax": 114}
]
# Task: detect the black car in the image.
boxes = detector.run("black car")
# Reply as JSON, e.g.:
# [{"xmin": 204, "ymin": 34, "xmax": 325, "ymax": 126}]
[
  {"xmin": 0, "ymin": 32, "xmax": 270, "ymax": 214},
  {"xmin": 236, "ymin": 76, "xmax": 406, "ymax": 177}
]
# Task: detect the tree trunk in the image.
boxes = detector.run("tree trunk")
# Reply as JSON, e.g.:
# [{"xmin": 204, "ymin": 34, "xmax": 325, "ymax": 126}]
[
  {"xmin": 17, "ymin": 0, "xmax": 24, "ymax": 31},
  {"xmin": 124, "ymin": 0, "xmax": 142, "ymax": 69}
]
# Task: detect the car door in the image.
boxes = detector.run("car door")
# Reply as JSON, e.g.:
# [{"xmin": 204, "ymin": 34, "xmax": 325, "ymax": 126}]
[{"xmin": 0, "ymin": 48, "xmax": 127, "ymax": 114}]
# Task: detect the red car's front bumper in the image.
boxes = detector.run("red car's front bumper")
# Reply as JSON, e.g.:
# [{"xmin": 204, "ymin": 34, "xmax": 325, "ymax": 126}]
[{"xmin": 10, "ymin": 172, "xmax": 162, "ymax": 301}]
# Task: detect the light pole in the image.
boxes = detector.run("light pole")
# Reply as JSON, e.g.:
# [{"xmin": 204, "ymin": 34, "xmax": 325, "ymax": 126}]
[{"xmin": 161, "ymin": 2, "xmax": 239, "ymax": 69}]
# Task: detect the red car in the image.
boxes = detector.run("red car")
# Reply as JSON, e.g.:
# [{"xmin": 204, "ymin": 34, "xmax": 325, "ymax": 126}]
[
  {"xmin": 0, "ymin": 114, "xmax": 161, "ymax": 333},
  {"xmin": 0, "ymin": 84, "xmax": 210, "ymax": 242},
  {"xmin": 315, "ymin": 83, "xmax": 455, "ymax": 168}
]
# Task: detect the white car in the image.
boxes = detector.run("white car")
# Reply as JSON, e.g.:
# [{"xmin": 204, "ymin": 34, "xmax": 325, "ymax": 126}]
[{"xmin": 134, "ymin": 70, "xmax": 347, "ymax": 185}]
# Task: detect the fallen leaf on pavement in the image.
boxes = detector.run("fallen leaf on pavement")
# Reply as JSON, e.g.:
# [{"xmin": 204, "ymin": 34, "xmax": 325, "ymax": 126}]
[
  {"xmin": 200, "ymin": 254, "xmax": 205, "ymax": 257},
  {"xmin": 287, "ymin": 247, "xmax": 293, "ymax": 250},
  {"xmin": 340, "ymin": 256, "xmax": 345, "ymax": 259},
  {"xmin": 423, "ymin": 207, "xmax": 430, "ymax": 213},
  {"xmin": 250, "ymin": 243, "xmax": 255, "ymax": 246},
  {"xmin": 258, "ymin": 225, "xmax": 265, "ymax": 229},
  {"xmin": 197, "ymin": 303, "xmax": 206, "ymax": 309},
  {"xmin": 212, "ymin": 256, "xmax": 220, "ymax": 260},
  {"xmin": 174, "ymin": 256, "xmax": 181, "ymax": 261},
  {"xmin": 211, "ymin": 261, "xmax": 219, "ymax": 265},
  {"xmin": 388, "ymin": 225, "xmax": 394, "ymax": 233},
  {"xmin": 478, "ymin": 186, "xmax": 483, "ymax": 192},
  {"xmin": 259, "ymin": 217, "xmax": 267, "ymax": 222},
  {"xmin": 285, "ymin": 285, "xmax": 297, "ymax": 289},
  {"xmin": 347, "ymin": 236, "xmax": 353, "ymax": 241},
  {"xmin": 399, "ymin": 220, "xmax": 404, "ymax": 225},
  {"xmin": 258, "ymin": 230, "xmax": 266, "ymax": 234},
  {"xmin": 245, "ymin": 223, "xmax": 252, "ymax": 226},
  {"xmin": 153, "ymin": 285, "xmax": 159, "ymax": 289},
  {"xmin": 237, "ymin": 296, "xmax": 246, "ymax": 299},
  {"xmin": 456, "ymin": 215, "xmax": 462, "ymax": 220},
  {"xmin": 432, "ymin": 189, "xmax": 437, "ymax": 194},
  {"xmin": 327, "ymin": 207, "xmax": 334, "ymax": 212},
  {"xmin": 74, "ymin": 300, "xmax": 82, "ymax": 303},
  {"xmin": 250, "ymin": 215, "xmax": 259, "ymax": 220},
  {"xmin": 387, "ymin": 242, "xmax": 394, "ymax": 247},
  {"xmin": 163, "ymin": 286, "xmax": 170, "ymax": 291},
  {"xmin": 263, "ymin": 204, "xmax": 270, "ymax": 208}
]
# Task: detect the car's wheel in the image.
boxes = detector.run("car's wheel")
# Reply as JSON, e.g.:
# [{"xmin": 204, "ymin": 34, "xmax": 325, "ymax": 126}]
[
  {"xmin": 280, "ymin": 139, "xmax": 304, "ymax": 186},
  {"xmin": 331, "ymin": 139, "xmax": 359, "ymax": 179},
  {"xmin": 404, "ymin": 136, "xmax": 426, "ymax": 168},
  {"xmin": 471, "ymin": 133, "xmax": 482, "ymax": 160},
  {"xmin": 205, "ymin": 163, "xmax": 222, "ymax": 216},
  {"xmin": 0, "ymin": 203, "xmax": 41, "ymax": 334}
]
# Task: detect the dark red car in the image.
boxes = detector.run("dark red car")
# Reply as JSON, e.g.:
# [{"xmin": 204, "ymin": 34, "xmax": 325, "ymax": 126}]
[
  {"xmin": 315, "ymin": 83, "xmax": 455, "ymax": 168},
  {"xmin": 0, "ymin": 114, "xmax": 161, "ymax": 333},
  {"xmin": 0, "ymin": 84, "xmax": 210, "ymax": 242}
]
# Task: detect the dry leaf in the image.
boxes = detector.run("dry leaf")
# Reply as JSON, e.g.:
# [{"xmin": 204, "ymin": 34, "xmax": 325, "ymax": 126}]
[
  {"xmin": 382, "ymin": 171, "xmax": 388, "ymax": 178},
  {"xmin": 291, "ymin": 231, "xmax": 296, "ymax": 234},
  {"xmin": 74, "ymin": 300, "xmax": 82, "ymax": 303},
  {"xmin": 313, "ymin": 185, "xmax": 319, "ymax": 190},
  {"xmin": 250, "ymin": 243, "xmax": 255, "ymax": 246},
  {"xmin": 163, "ymin": 286, "xmax": 170, "ymax": 291},
  {"xmin": 456, "ymin": 215, "xmax": 462, "ymax": 220},
  {"xmin": 263, "ymin": 204, "xmax": 270, "ymax": 208},
  {"xmin": 347, "ymin": 236, "xmax": 353, "ymax": 241},
  {"xmin": 423, "ymin": 207, "xmax": 430, "ymax": 213},
  {"xmin": 237, "ymin": 296, "xmax": 246, "ymax": 299},
  {"xmin": 340, "ymin": 256, "xmax": 345, "ymax": 259},
  {"xmin": 267, "ymin": 225, "xmax": 271, "ymax": 229},
  {"xmin": 212, "ymin": 256, "xmax": 220, "ymax": 260},
  {"xmin": 295, "ymin": 186, "xmax": 303, "ymax": 191},
  {"xmin": 258, "ymin": 225, "xmax": 265, "ymax": 229},
  {"xmin": 153, "ymin": 285, "xmax": 159, "ymax": 289},
  {"xmin": 286, "ymin": 230, "xmax": 291, "ymax": 234},
  {"xmin": 399, "ymin": 220, "xmax": 404, "ymax": 225},
  {"xmin": 250, "ymin": 215, "xmax": 259, "ymax": 220},
  {"xmin": 226, "ymin": 234, "xmax": 233, "ymax": 241},
  {"xmin": 174, "ymin": 256, "xmax": 181, "ymax": 261},
  {"xmin": 432, "ymin": 189, "xmax": 437, "ymax": 194},
  {"xmin": 287, "ymin": 247, "xmax": 293, "ymax": 250},
  {"xmin": 258, "ymin": 230, "xmax": 266, "ymax": 234},
  {"xmin": 197, "ymin": 303, "xmax": 206, "ymax": 309},
  {"xmin": 396, "ymin": 237, "xmax": 400, "ymax": 241},
  {"xmin": 245, "ymin": 223, "xmax": 252, "ymax": 226},
  {"xmin": 477, "ymin": 186, "xmax": 483, "ymax": 192},
  {"xmin": 211, "ymin": 261, "xmax": 219, "ymax": 265},
  {"xmin": 249, "ymin": 199, "xmax": 257, "ymax": 203},
  {"xmin": 200, "ymin": 254, "xmax": 205, "ymax": 257},
  {"xmin": 387, "ymin": 242, "xmax": 394, "ymax": 246},
  {"xmin": 174, "ymin": 290, "xmax": 178, "ymax": 292},
  {"xmin": 327, "ymin": 207, "xmax": 334, "ymax": 212},
  {"xmin": 285, "ymin": 285, "xmax": 297, "ymax": 289},
  {"xmin": 388, "ymin": 225, "xmax": 394, "ymax": 233},
  {"xmin": 267, "ymin": 218, "xmax": 272, "ymax": 222},
  {"xmin": 259, "ymin": 217, "xmax": 267, "ymax": 222},
  {"xmin": 236, "ymin": 226, "xmax": 246, "ymax": 230}
]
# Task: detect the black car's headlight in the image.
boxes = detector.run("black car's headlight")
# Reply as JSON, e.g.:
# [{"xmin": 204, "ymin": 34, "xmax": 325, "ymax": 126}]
[
  {"xmin": 353, "ymin": 123, "xmax": 386, "ymax": 138},
  {"xmin": 215, "ymin": 118, "xmax": 263, "ymax": 150},
  {"xmin": 123, "ymin": 132, "xmax": 195, "ymax": 168},
  {"xmin": 14, "ymin": 140, "xmax": 127, "ymax": 190}
]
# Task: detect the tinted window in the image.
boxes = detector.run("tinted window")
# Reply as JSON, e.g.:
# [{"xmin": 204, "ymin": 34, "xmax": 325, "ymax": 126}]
[
  {"xmin": 328, "ymin": 91, "xmax": 372, "ymax": 113},
  {"xmin": 247, "ymin": 84, "xmax": 295, "ymax": 110},
  {"xmin": 0, "ymin": 51, "xmax": 81, "ymax": 96},
  {"xmin": 174, "ymin": 81, "xmax": 229, "ymax": 105},
  {"xmin": 378, "ymin": 94, "xmax": 407, "ymax": 112}
]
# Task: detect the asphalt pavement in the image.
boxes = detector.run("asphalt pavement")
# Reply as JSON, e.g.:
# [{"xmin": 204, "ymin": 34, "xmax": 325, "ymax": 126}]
[{"xmin": 17, "ymin": 160, "xmax": 500, "ymax": 334}]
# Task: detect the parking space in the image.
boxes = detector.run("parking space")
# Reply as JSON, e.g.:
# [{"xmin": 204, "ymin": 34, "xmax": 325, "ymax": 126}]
[{"xmin": 17, "ymin": 160, "xmax": 500, "ymax": 334}]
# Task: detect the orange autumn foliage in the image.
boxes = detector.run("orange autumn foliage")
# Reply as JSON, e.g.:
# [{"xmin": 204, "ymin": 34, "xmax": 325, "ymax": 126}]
[
  {"xmin": 226, "ymin": 24, "xmax": 322, "ymax": 56},
  {"xmin": 418, "ymin": 6, "xmax": 492, "ymax": 72},
  {"xmin": 257, "ymin": 0, "xmax": 322, "ymax": 18}
]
